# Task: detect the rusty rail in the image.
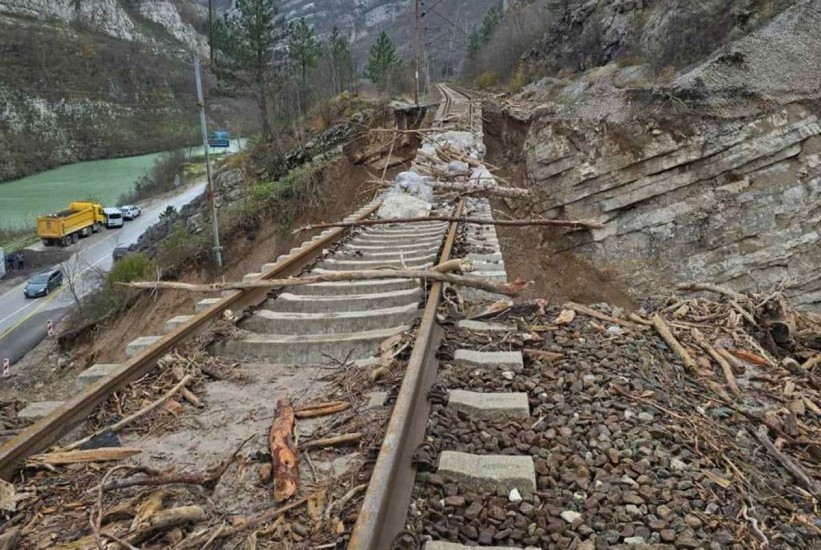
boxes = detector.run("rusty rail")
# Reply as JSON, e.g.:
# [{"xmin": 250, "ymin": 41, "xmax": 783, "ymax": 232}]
[
  {"xmin": 348, "ymin": 200, "xmax": 464, "ymax": 549},
  {"xmin": 0, "ymin": 202, "xmax": 381, "ymax": 480}
]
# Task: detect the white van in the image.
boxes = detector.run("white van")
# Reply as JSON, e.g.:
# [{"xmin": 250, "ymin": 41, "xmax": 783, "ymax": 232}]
[{"xmin": 102, "ymin": 207, "xmax": 124, "ymax": 228}]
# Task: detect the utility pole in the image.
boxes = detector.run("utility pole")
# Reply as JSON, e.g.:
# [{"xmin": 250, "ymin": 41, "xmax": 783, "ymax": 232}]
[
  {"xmin": 193, "ymin": 57, "xmax": 223, "ymax": 271},
  {"xmin": 414, "ymin": 0, "xmax": 421, "ymax": 104},
  {"xmin": 208, "ymin": 0, "xmax": 214, "ymax": 64}
]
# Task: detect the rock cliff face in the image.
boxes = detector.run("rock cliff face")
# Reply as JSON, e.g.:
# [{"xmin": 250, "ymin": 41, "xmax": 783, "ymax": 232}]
[
  {"xmin": 0, "ymin": 0, "xmax": 206, "ymax": 52},
  {"xmin": 492, "ymin": 0, "xmax": 821, "ymax": 310},
  {"xmin": 0, "ymin": 0, "xmax": 221, "ymax": 181}
]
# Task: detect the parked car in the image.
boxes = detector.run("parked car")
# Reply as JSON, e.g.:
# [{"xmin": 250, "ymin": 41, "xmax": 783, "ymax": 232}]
[
  {"xmin": 119, "ymin": 205, "xmax": 141, "ymax": 220},
  {"xmin": 102, "ymin": 207, "xmax": 124, "ymax": 228},
  {"xmin": 112, "ymin": 243, "xmax": 138, "ymax": 261},
  {"xmin": 23, "ymin": 268, "xmax": 63, "ymax": 298}
]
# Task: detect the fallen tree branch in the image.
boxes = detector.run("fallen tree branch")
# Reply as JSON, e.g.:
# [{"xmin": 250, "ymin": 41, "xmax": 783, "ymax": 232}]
[
  {"xmin": 98, "ymin": 436, "xmax": 251, "ymax": 492},
  {"xmin": 651, "ymin": 315, "xmax": 698, "ymax": 375},
  {"xmin": 677, "ymin": 282, "xmax": 747, "ymax": 302},
  {"xmin": 293, "ymin": 216, "xmax": 601, "ymax": 234},
  {"xmin": 271, "ymin": 398, "xmax": 299, "ymax": 502},
  {"xmin": 324, "ymin": 483, "xmax": 368, "ymax": 520},
  {"xmin": 27, "ymin": 448, "xmax": 141, "ymax": 466},
  {"xmin": 124, "ymin": 269, "xmax": 532, "ymax": 297},
  {"xmin": 753, "ymin": 426, "xmax": 821, "ymax": 501},
  {"xmin": 303, "ymin": 433, "xmax": 362, "ymax": 450},
  {"xmin": 781, "ymin": 358, "xmax": 821, "ymax": 391},
  {"xmin": 60, "ymin": 375, "xmax": 193, "ymax": 452},
  {"xmin": 178, "ymin": 496, "xmax": 310, "ymax": 549},
  {"xmin": 565, "ymin": 302, "xmax": 647, "ymax": 331},
  {"xmin": 294, "ymin": 401, "xmax": 350, "ymax": 419},
  {"xmin": 692, "ymin": 330, "xmax": 743, "ymax": 398},
  {"xmin": 130, "ymin": 506, "xmax": 206, "ymax": 545}
]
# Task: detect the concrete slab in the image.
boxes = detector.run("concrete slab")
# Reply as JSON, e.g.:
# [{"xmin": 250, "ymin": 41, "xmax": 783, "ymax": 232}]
[
  {"xmin": 454, "ymin": 350, "xmax": 523, "ymax": 369},
  {"xmin": 76, "ymin": 363, "xmax": 120, "ymax": 391},
  {"xmin": 471, "ymin": 261, "xmax": 506, "ymax": 272},
  {"xmin": 18, "ymin": 401, "xmax": 64, "ymax": 421},
  {"xmin": 243, "ymin": 273, "xmax": 261, "ymax": 282},
  {"xmin": 196, "ymin": 298, "xmax": 222, "ymax": 312},
  {"xmin": 164, "ymin": 315, "xmax": 194, "ymax": 333},
  {"xmin": 345, "ymin": 242, "xmax": 439, "ymax": 252},
  {"xmin": 448, "ymin": 390, "xmax": 530, "ymax": 418},
  {"xmin": 456, "ymin": 320, "xmax": 514, "ymax": 332},
  {"xmin": 438, "ymin": 451, "xmax": 536, "ymax": 495},
  {"xmin": 126, "ymin": 336, "xmax": 162, "ymax": 358},
  {"xmin": 244, "ymin": 303, "xmax": 420, "ymax": 335},
  {"xmin": 365, "ymin": 391, "xmax": 389, "ymax": 409},
  {"xmin": 265, "ymin": 287, "xmax": 422, "ymax": 313},
  {"xmin": 213, "ymin": 325, "xmax": 410, "ymax": 364},
  {"xmin": 288, "ymin": 278, "xmax": 418, "ymax": 296},
  {"xmin": 312, "ymin": 263, "xmax": 432, "ymax": 274}
]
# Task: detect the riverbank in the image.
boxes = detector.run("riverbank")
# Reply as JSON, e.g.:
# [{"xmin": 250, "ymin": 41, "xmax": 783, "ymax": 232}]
[{"xmin": 0, "ymin": 140, "xmax": 245, "ymax": 235}]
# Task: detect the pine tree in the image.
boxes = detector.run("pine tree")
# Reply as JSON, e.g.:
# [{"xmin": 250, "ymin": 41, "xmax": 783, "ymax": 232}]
[
  {"xmin": 365, "ymin": 31, "xmax": 399, "ymax": 93},
  {"xmin": 288, "ymin": 18, "xmax": 320, "ymax": 110},
  {"xmin": 212, "ymin": 0, "xmax": 285, "ymax": 141},
  {"xmin": 327, "ymin": 26, "xmax": 354, "ymax": 95}
]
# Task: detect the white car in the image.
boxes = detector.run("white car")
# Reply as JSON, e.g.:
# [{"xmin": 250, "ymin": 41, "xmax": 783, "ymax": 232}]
[{"xmin": 119, "ymin": 205, "xmax": 141, "ymax": 220}]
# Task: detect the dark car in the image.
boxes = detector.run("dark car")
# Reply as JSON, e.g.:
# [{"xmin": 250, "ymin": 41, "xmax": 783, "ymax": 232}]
[
  {"xmin": 24, "ymin": 268, "xmax": 63, "ymax": 298},
  {"xmin": 112, "ymin": 243, "xmax": 137, "ymax": 261}
]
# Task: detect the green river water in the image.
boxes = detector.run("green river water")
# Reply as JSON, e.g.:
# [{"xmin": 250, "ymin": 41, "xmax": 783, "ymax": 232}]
[{"xmin": 0, "ymin": 141, "xmax": 244, "ymax": 231}]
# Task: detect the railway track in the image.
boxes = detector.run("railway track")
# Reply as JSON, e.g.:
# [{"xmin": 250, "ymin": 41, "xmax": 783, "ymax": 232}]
[{"xmin": 1, "ymin": 85, "xmax": 513, "ymax": 548}]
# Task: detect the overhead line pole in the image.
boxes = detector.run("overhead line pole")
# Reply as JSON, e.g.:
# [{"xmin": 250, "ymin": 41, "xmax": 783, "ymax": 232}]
[
  {"xmin": 193, "ymin": 57, "xmax": 223, "ymax": 272},
  {"xmin": 208, "ymin": 0, "xmax": 214, "ymax": 64},
  {"xmin": 414, "ymin": 0, "xmax": 421, "ymax": 105}
]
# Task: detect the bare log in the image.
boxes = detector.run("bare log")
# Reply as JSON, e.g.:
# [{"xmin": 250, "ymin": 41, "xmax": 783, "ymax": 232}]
[
  {"xmin": 124, "ymin": 269, "xmax": 532, "ymax": 298},
  {"xmin": 270, "ymin": 398, "xmax": 299, "ymax": 503},
  {"xmin": 27, "ymin": 448, "xmax": 141, "ymax": 466},
  {"xmin": 753, "ymin": 426, "xmax": 821, "ymax": 501},
  {"xmin": 652, "ymin": 315, "xmax": 699, "ymax": 375},
  {"xmin": 294, "ymin": 216, "xmax": 602, "ymax": 234}
]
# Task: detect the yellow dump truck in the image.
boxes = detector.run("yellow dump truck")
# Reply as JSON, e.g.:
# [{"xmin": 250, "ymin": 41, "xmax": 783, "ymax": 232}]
[{"xmin": 36, "ymin": 201, "xmax": 105, "ymax": 246}]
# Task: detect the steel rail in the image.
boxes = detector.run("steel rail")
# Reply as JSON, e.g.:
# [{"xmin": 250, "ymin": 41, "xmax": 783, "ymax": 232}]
[
  {"xmin": 348, "ymin": 199, "xmax": 464, "ymax": 549},
  {"xmin": 0, "ymin": 202, "xmax": 381, "ymax": 480}
]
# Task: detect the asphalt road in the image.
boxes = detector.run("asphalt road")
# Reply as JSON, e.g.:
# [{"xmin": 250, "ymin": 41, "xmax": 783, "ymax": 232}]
[{"xmin": 0, "ymin": 181, "xmax": 206, "ymax": 369}]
